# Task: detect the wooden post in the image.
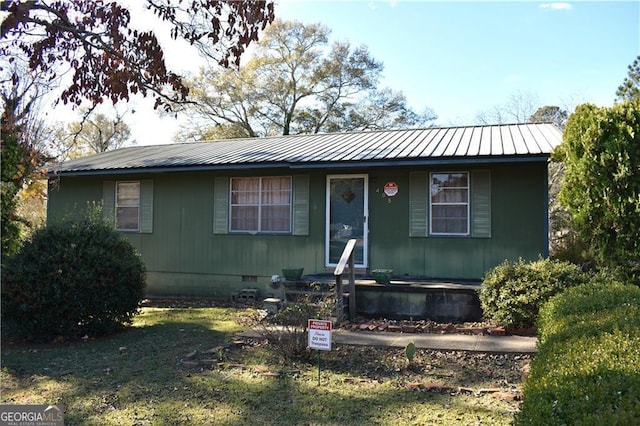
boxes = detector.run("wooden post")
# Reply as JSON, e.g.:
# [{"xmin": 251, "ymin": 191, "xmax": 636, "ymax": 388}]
[
  {"xmin": 348, "ymin": 249, "xmax": 356, "ymax": 320},
  {"xmin": 335, "ymin": 274, "xmax": 343, "ymax": 323},
  {"xmin": 333, "ymin": 239, "xmax": 357, "ymax": 321}
]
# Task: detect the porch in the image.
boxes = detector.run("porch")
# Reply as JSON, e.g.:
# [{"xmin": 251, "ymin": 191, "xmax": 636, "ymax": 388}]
[{"xmin": 284, "ymin": 273, "xmax": 483, "ymax": 323}]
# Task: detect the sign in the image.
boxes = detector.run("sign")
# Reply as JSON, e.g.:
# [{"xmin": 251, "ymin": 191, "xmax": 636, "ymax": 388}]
[
  {"xmin": 383, "ymin": 181, "xmax": 399, "ymax": 197},
  {"xmin": 308, "ymin": 319, "xmax": 332, "ymax": 351}
]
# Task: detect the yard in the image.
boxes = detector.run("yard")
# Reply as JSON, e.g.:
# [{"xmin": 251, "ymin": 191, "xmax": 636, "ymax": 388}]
[{"xmin": 1, "ymin": 304, "xmax": 530, "ymax": 425}]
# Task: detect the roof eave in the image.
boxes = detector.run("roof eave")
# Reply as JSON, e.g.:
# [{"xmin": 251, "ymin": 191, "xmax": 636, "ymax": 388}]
[
  {"xmin": 290, "ymin": 154, "xmax": 551, "ymax": 169},
  {"xmin": 47, "ymin": 154, "xmax": 551, "ymax": 177}
]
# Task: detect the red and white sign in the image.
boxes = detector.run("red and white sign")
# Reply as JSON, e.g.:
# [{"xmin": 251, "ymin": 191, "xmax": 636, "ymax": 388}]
[
  {"xmin": 384, "ymin": 181, "xmax": 399, "ymax": 197},
  {"xmin": 308, "ymin": 319, "xmax": 332, "ymax": 351}
]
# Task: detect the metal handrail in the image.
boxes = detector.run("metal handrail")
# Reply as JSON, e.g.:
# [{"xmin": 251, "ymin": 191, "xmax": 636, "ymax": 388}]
[{"xmin": 334, "ymin": 238, "xmax": 357, "ymax": 321}]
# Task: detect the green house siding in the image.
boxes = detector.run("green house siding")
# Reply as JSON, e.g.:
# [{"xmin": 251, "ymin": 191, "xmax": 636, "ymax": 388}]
[
  {"xmin": 47, "ymin": 162, "xmax": 549, "ymax": 296},
  {"xmin": 48, "ymin": 170, "xmax": 327, "ymax": 296},
  {"xmin": 368, "ymin": 164, "xmax": 547, "ymax": 279}
]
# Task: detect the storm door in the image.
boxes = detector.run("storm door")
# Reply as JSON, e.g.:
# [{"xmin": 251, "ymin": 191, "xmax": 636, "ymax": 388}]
[{"xmin": 326, "ymin": 175, "xmax": 368, "ymax": 268}]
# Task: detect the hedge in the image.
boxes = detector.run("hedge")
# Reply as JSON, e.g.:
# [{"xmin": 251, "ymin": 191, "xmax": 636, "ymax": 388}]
[
  {"xmin": 479, "ymin": 258, "xmax": 589, "ymax": 328},
  {"xmin": 517, "ymin": 278, "xmax": 640, "ymax": 425}
]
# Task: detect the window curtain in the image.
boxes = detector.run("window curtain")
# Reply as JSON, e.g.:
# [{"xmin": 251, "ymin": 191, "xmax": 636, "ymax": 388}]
[
  {"xmin": 261, "ymin": 177, "xmax": 291, "ymax": 232},
  {"xmin": 231, "ymin": 178, "xmax": 259, "ymax": 231},
  {"xmin": 116, "ymin": 182, "xmax": 140, "ymax": 231},
  {"xmin": 230, "ymin": 177, "xmax": 291, "ymax": 232}
]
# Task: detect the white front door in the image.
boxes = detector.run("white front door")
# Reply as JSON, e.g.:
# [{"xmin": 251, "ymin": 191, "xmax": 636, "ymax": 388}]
[{"xmin": 326, "ymin": 174, "xmax": 368, "ymax": 268}]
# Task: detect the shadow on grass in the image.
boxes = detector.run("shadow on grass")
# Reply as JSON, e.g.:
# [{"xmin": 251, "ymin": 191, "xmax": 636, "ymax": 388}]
[
  {"xmin": 1, "ymin": 309, "xmax": 235, "ymax": 423},
  {"xmin": 1, "ymin": 307, "xmax": 517, "ymax": 425},
  {"xmin": 189, "ymin": 369, "xmax": 516, "ymax": 425}
]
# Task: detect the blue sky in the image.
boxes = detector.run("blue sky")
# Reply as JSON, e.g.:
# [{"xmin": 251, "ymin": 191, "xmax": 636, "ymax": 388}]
[
  {"xmin": 62, "ymin": 1, "xmax": 638, "ymax": 144},
  {"xmin": 274, "ymin": 1, "xmax": 639, "ymax": 126}
]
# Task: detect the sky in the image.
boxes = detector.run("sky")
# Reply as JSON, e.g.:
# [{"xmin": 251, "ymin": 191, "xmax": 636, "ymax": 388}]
[
  {"xmin": 57, "ymin": 1, "xmax": 640, "ymax": 146},
  {"xmin": 275, "ymin": 0, "xmax": 639, "ymax": 126}
]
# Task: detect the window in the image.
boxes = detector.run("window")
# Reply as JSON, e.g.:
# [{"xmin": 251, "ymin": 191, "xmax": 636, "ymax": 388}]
[
  {"xmin": 230, "ymin": 177, "xmax": 292, "ymax": 233},
  {"xmin": 430, "ymin": 172, "xmax": 469, "ymax": 235},
  {"xmin": 116, "ymin": 181, "xmax": 140, "ymax": 231},
  {"xmin": 409, "ymin": 170, "xmax": 490, "ymax": 238},
  {"xmin": 104, "ymin": 180, "xmax": 153, "ymax": 233}
]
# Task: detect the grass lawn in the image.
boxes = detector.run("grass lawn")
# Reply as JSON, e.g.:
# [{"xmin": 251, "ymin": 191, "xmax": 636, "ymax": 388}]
[{"xmin": 1, "ymin": 306, "xmax": 528, "ymax": 425}]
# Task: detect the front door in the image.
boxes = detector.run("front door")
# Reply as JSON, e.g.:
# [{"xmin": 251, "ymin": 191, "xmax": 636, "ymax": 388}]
[{"xmin": 326, "ymin": 175, "xmax": 368, "ymax": 268}]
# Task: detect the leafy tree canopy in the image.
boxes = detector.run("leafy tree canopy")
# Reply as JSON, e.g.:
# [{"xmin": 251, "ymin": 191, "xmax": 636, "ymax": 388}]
[
  {"xmin": 1, "ymin": 0, "xmax": 274, "ymax": 255},
  {"xmin": 616, "ymin": 55, "xmax": 640, "ymax": 102},
  {"xmin": 179, "ymin": 19, "xmax": 436, "ymax": 140},
  {"xmin": 1, "ymin": 68, "xmax": 51, "ymax": 258},
  {"xmin": 529, "ymin": 105, "xmax": 568, "ymax": 130},
  {"xmin": 1, "ymin": 0, "xmax": 275, "ymax": 111},
  {"xmin": 554, "ymin": 100, "xmax": 640, "ymax": 282}
]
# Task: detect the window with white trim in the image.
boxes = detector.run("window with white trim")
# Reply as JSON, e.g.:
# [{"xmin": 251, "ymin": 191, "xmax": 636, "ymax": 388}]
[
  {"xmin": 230, "ymin": 176, "xmax": 292, "ymax": 233},
  {"xmin": 430, "ymin": 172, "xmax": 469, "ymax": 235},
  {"xmin": 116, "ymin": 181, "xmax": 140, "ymax": 231}
]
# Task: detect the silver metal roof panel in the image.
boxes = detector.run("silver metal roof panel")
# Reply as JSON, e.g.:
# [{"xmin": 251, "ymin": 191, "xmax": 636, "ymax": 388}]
[{"xmin": 49, "ymin": 123, "xmax": 563, "ymax": 176}]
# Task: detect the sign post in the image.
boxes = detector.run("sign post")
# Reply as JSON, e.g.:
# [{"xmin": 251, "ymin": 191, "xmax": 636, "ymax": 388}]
[{"xmin": 308, "ymin": 319, "xmax": 332, "ymax": 385}]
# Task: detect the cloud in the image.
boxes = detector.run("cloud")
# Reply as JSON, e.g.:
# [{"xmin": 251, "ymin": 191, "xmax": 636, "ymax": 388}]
[
  {"xmin": 504, "ymin": 74, "xmax": 524, "ymax": 84},
  {"xmin": 368, "ymin": 1, "xmax": 398, "ymax": 10},
  {"xmin": 539, "ymin": 2, "xmax": 573, "ymax": 11}
]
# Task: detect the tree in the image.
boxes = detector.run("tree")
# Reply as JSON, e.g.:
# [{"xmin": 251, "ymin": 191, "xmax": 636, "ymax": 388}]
[
  {"xmin": 1, "ymin": 67, "xmax": 51, "ymax": 259},
  {"xmin": 1, "ymin": 116, "xmax": 38, "ymax": 258},
  {"xmin": 63, "ymin": 109, "xmax": 133, "ymax": 158},
  {"xmin": 183, "ymin": 123, "xmax": 253, "ymax": 142},
  {"xmin": 179, "ymin": 19, "xmax": 436, "ymax": 140},
  {"xmin": 529, "ymin": 105, "xmax": 568, "ymax": 129},
  {"xmin": 616, "ymin": 55, "xmax": 640, "ymax": 102},
  {"xmin": 1, "ymin": 0, "xmax": 274, "ymax": 256},
  {"xmin": 554, "ymin": 101, "xmax": 640, "ymax": 282},
  {"xmin": 475, "ymin": 90, "xmax": 540, "ymax": 125},
  {"xmin": 1, "ymin": 0, "xmax": 275, "ymax": 112},
  {"xmin": 528, "ymin": 105, "xmax": 574, "ymax": 259}
]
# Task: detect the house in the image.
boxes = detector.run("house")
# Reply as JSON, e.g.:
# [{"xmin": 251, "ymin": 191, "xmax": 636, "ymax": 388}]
[{"xmin": 47, "ymin": 123, "xmax": 562, "ymax": 300}]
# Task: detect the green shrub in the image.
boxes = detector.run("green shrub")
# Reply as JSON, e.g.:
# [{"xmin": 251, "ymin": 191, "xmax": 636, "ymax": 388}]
[
  {"xmin": 517, "ymin": 279, "xmax": 640, "ymax": 425},
  {"xmin": 479, "ymin": 258, "xmax": 588, "ymax": 328},
  {"xmin": 1, "ymin": 221, "xmax": 146, "ymax": 341}
]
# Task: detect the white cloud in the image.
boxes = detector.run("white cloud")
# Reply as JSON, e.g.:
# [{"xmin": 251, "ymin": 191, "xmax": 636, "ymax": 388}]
[
  {"xmin": 368, "ymin": 0, "xmax": 398, "ymax": 11},
  {"xmin": 504, "ymin": 73, "xmax": 524, "ymax": 84},
  {"xmin": 539, "ymin": 2, "xmax": 573, "ymax": 11}
]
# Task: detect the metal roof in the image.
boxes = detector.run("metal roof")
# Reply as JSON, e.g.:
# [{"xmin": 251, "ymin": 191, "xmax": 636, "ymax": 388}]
[{"xmin": 49, "ymin": 123, "xmax": 562, "ymax": 176}]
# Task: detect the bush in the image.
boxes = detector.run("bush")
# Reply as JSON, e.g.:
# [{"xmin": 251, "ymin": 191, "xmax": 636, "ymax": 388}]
[
  {"xmin": 517, "ymin": 279, "xmax": 640, "ymax": 425},
  {"xmin": 478, "ymin": 258, "xmax": 588, "ymax": 328},
  {"xmin": 240, "ymin": 287, "xmax": 335, "ymax": 362},
  {"xmin": 1, "ymin": 221, "xmax": 146, "ymax": 341},
  {"xmin": 555, "ymin": 101, "xmax": 640, "ymax": 285}
]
